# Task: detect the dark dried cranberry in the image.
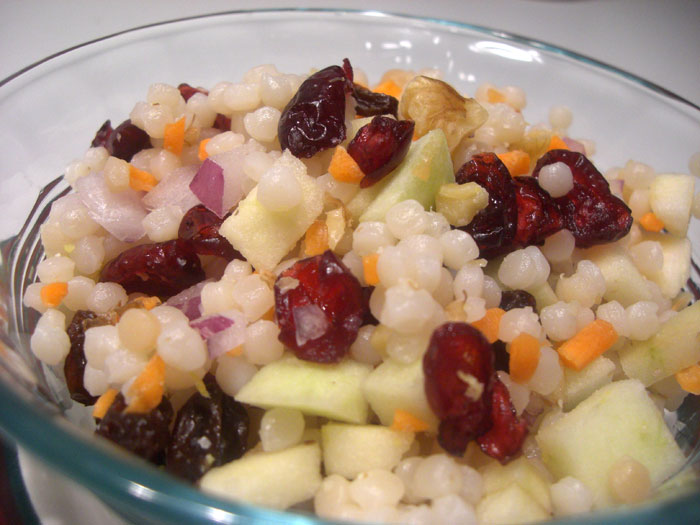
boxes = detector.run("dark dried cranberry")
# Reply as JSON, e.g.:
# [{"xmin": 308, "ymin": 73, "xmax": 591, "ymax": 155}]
[
  {"xmin": 456, "ymin": 153, "xmax": 518, "ymax": 259},
  {"xmin": 96, "ymin": 393, "xmax": 173, "ymax": 464},
  {"xmin": 100, "ymin": 239, "xmax": 205, "ymax": 299},
  {"xmin": 423, "ymin": 323, "xmax": 494, "ymax": 455},
  {"xmin": 213, "ymin": 113, "xmax": 231, "ymax": 131},
  {"xmin": 352, "ymin": 83, "xmax": 398, "ymax": 118},
  {"xmin": 362, "ymin": 286, "xmax": 379, "ymax": 326},
  {"xmin": 104, "ymin": 120, "xmax": 152, "ymax": 161},
  {"xmin": 274, "ymin": 250, "xmax": 366, "ymax": 363},
  {"xmin": 166, "ymin": 375, "xmax": 248, "ymax": 482},
  {"xmin": 513, "ymin": 176, "xmax": 564, "ymax": 246},
  {"xmin": 178, "ymin": 83, "xmax": 208, "ymax": 101},
  {"xmin": 476, "ymin": 378, "xmax": 528, "ymax": 463},
  {"xmin": 499, "ymin": 290, "xmax": 537, "ymax": 312},
  {"xmin": 178, "ymin": 205, "xmax": 240, "ymax": 260},
  {"xmin": 278, "ymin": 62, "xmax": 353, "ymax": 158},
  {"xmin": 492, "ymin": 340, "xmax": 510, "ymax": 373},
  {"xmin": 533, "ymin": 150, "xmax": 632, "ymax": 247},
  {"xmin": 91, "ymin": 120, "xmax": 113, "ymax": 148},
  {"xmin": 348, "ymin": 116, "xmax": 415, "ymax": 188}
]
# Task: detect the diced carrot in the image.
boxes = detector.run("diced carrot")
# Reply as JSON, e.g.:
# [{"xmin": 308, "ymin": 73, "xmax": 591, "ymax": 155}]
[
  {"xmin": 93, "ymin": 388, "xmax": 119, "ymax": 419},
  {"xmin": 508, "ymin": 333, "xmax": 541, "ymax": 383},
  {"xmin": 497, "ymin": 150, "xmax": 531, "ymax": 177},
  {"xmin": 40, "ymin": 282, "xmax": 68, "ymax": 307},
  {"xmin": 129, "ymin": 165, "xmax": 158, "ymax": 192},
  {"xmin": 557, "ymin": 319, "xmax": 618, "ymax": 371},
  {"xmin": 547, "ymin": 135, "xmax": 570, "ymax": 152},
  {"xmin": 390, "ymin": 409, "xmax": 430, "ymax": 432},
  {"xmin": 372, "ymin": 79, "xmax": 402, "ymax": 100},
  {"xmin": 471, "ymin": 308, "xmax": 506, "ymax": 344},
  {"xmin": 125, "ymin": 354, "xmax": 166, "ymax": 414},
  {"xmin": 487, "ymin": 88, "xmax": 506, "ymax": 104},
  {"xmin": 328, "ymin": 146, "xmax": 365, "ymax": 184},
  {"xmin": 362, "ymin": 253, "xmax": 380, "ymax": 286},
  {"xmin": 227, "ymin": 345, "xmax": 244, "ymax": 357},
  {"xmin": 198, "ymin": 138, "xmax": 211, "ymax": 161},
  {"xmin": 137, "ymin": 296, "xmax": 161, "ymax": 310},
  {"xmin": 304, "ymin": 220, "xmax": 329, "ymax": 256},
  {"xmin": 676, "ymin": 364, "xmax": 700, "ymax": 394},
  {"xmin": 639, "ymin": 212, "xmax": 665, "ymax": 233},
  {"xmin": 163, "ymin": 117, "xmax": 186, "ymax": 156}
]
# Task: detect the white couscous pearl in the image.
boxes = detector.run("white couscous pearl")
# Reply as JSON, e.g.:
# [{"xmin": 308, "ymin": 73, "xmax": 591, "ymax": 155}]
[
  {"xmin": 410, "ymin": 454, "xmax": 463, "ymax": 500},
  {"xmin": 341, "ymin": 251, "xmax": 365, "ymax": 284},
  {"xmin": 157, "ymin": 323, "xmax": 207, "ymax": 372},
  {"xmin": 70, "ymin": 235, "xmax": 105, "ymax": 275},
  {"xmin": 625, "ymin": 301, "xmax": 660, "ymax": 341},
  {"xmin": 232, "ymin": 274, "xmax": 275, "ymax": 322},
  {"xmin": 498, "ymin": 246, "xmax": 550, "ymax": 290},
  {"xmin": 399, "ymin": 235, "xmax": 444, "ymax": 263},
  {"xmin": 86, "ymin": 282, "xmax": 127, "ymax": 313},
  {"xmin": 433, "ymin": 268, "xmax": 455, "ymax": 307},
  {"xmin": 187, "ymin": 92, "xmax": 217, "ymax": 128},
  {"xmin": 381, "ymin": 283, "xmax": 439, "ymax": 335},
  {"xmin": 30, "ymin": 309, "xmax": 70, "ymax": 365},
  {"xmin": 215, "ymin": 354, "xmax": 257, "ymax": 396},
  {"xmin": 622, "ymin": 160, "xmax": 655, "ymax": 190},
  {"xmin": 628, "ymin": 189, "xmax": 651, "ymax": 219},
  {"xmin": 257, "ymin": 163, "xmax": 303, "ymax": 211},
  {"xmin": 596, "ymin": 300, "xmax": 629, "ymax": 337},
  {"xmin": 224, "ymin": 82, "xmax": 262, "ymax": 112},
  {"xmin": 260, "ymin": 73, "xmax": 294, "ymax": 109},
  {"xmin": 165, "ymin": 363, "xmax": 207, "ymax": 391},
  {"xmin": 244, "ymin": 320, "xmax": 284, "ymax": 365},
  {"xmin": 315, "ymin": 475, "xmax": 352, "ymax": 519},
  {"xmin": 551, "ymin": 477, "xmax": 593, "ymax": 516},
  {"xmin": 540, "ymin": 301, "xmax": 579, "ymax": 342},
  {"xmin": 432, "ymin": 494, "xmax": 478, "ymax": 525},
  {"xmin": 542, "ymin": 229, "xmax": 575, "ymax": 263},
  {"xmin": 527, "ymin": 345, "xmax": 563, "ymax": 395},
  {"xmin": 394, "ymin": 457, "xmax": 424, "ymax": 504},
  {"xmin": 103, "ymin": 156, "xmax": 131, "ymax": 192},
  {"xmin": 207, "ymin": 82, "xmax": 233, "ymax": 114},
  {"xmin": 628, "ymin": 240, "xmax": 664, "ymax": 276},
  {"xmin": 242, "ymin": 150, "xmax": 275, "ymax": 182},
  {"xmin": 502, "ymin": 85, "xmax": 526, "ymax": 111},
  {"xmin": 206, "ymin": 131, "xmax": 246, "ymax": 156},
  {"xmin": 548, "ymin": 105, "xmax": 573, "ymax": 131},
  {"xmin": 353, "ymin": 222, "xmax": 396, "ymax": 257},
  {"xmin": 453, "ymin": 262, "xmax": 484, "ymax": 300},
  {"xmin": 555, "ymin": 260, "xmax": 606, "ymax": 309},
  {"xmin": 498, "ymin": 307, "xmax": 542, "ymax": 342},
  {"xmin": 150, "ymin": 305, "xmax": 190, "ymax": 328},
  {"xmin": 143, "ymin": 104, "xmax": 174, "ymax": 139},
  {"xmin": 497, "ymin": 371, "xmax": 530, "ymax": 416},
  {"xmin": 440, "ymin": 230, "xmax": 478, "ymax": 270},
  {"xmin": 83, "ymin": 146, "xmax": 109, "ymax": 172},
  {"xmin": 316, "ymin": 173, "xmax": 359, "ymax": 204},
  {"xmin": 83, "ymin": 365, "xmax": 109, "ymax": 397},
  {"xmin": 464, "ymin": 296, "xmax": 486, "ymax": 323},
  {"xmin": 222, "ymin": 259, "xmax": 253, "ymax": 282},
  {"xmin": 458, "ymin": 465, "xmax": 484, "ymax": 505},
  {"xmin": 201, "ymin": 280, "xmax": 238, "ymax": 315},
  {"xmin": 386, "ymin": 330, "xmax": 431, "ymax": 364},
  {"xmin": 142, "ymin": 205, "xmax": 183, "ymax": 242},
  {"xmin": 147, "ymin": 83, "xmax": 184, "ymax": 114},
  {"xmin": 349, "ymin": 470, "xmax": 405, "ymax": 510},
  {"xmin": 149, "ymin": 149, "xmax": 181, "ymax": 181},
  {"xmin": 105, "ymin": 347, "xmax": 148, "ymax": 385},
  {"xmin": 84, "ymin": 325, "xmax": 120, "ymax": 370},
  {"xmin": 58, "ymin": 203, "xmax": 101, "ymax": 240},
  {"xmin": 118, "ymin": 308, "xmax": 160, "ymax": 355},
  {"xmin": 376, "ymin": 245, "xmax": 410, "ymax": 288},
  {"xmin": 37, "ymin": 255, "xmax": 75, "ymax": 283},
  {"xmin": 244, "ymin": 106, "xmax": 281, "ymax": 143},
  {"xmin": 538, "ymin": 162, "xmax": 574, "ymax": 198},
  {"xmin": 259, "ymin": 407, "xmax": 305, "ymax": 452},
  {"xmin": 350, "ymin": 325, "xmax": 382, "ymax": 365},
  {"xmin": 424, "ymin": 211, "xmax": 451, "ymax": 238},
  {"xmin": 23, "ymin": 282, "xmax": 47, "ymax": 313},
  {"xmin": 482, "ymin": 276, "xmax": 502, "ymax": 309},
  {"xmin": 385, "ymin": 200, "xmax": 429, "ymax": 239}
]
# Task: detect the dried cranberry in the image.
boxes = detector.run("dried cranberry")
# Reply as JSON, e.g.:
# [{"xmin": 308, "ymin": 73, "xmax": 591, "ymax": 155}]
[
  {"xmin": 274, "ymin": 250, "xmax": 366, "ymax": 363},
  {"xmin": 65, "ymin": 310, "xmax": 114, "ymax": 405},
  {"xmin": 348, "ymin": 116, "xmax": 415, "ymax": 188},
  {"xmin": 278, "ymin": 62, "xmax": 353, "ymax": 158},
  {"xmin": 104, "ymin": 119, "xmax": 152, "ymax": 161},
  {"xmin": 91, "ymin": 120, "xmax": 113, "ymax": 148},
  {"xmin": 213, "ymin": 113, "xmax": 231, "ymax": 131},
  {"xmin": 96, "ymin": 393, "xmax": 173, "ymax": 464},
  {"xmin": 476, "ymin": 378, "xmax": 528, "ymax": 463},
  {"xmin": 166, "ymin": 375, "xmax": 248, "ymax": 482},
  {"xmin": 456, "ymin": 153, "xmax": 518, "ymax": 258},
  {"xmin": 178, "ymin": 205, "xmax": 240, "ymax": 260},
  {"xmin": 423, "ymin": 323, "xmax": 494, "ymax": 455},
  {"xmin": 362, "ymin": 286, "xmax": 379, "ymax": 326},
  {"xmin": 178, "ymin": 83, "xmax": 208, "ymax": 101},
  {"xmin": 100, "ymin": 239, "xmax": 205, "ymax": 299},
  {"xmin": 499, "ymin": 290, "xmax": 537, "ymax": 312},
  {"xmin": 491, "ymin": 340, "xmax": 510, "ymax": 373},
  {"xmin": 352, "ymin": 83, "xmax": 398, "ymax": 118},
  {"xmin": 513, "ymin": 176, "xmax": 564, "ymax": 246},
  {"xmin": 533, "ymin": 150, "xmax": 632, "ymax": 247}
]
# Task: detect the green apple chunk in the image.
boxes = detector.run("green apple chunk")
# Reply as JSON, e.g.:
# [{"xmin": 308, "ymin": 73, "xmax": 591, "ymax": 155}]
[
  {"xmin": 362, "ymin": 358, "xmax": 439, "ymax": 432},
  {"xmin": 200, "ymin": 442, "xmax": 321, "ymax": 509},
  {"xmin": 562, "ymin": 355, "xmax": 616, "ymax": 411},
  {"xmin": 536, "ymin": 379, "xmax": 685, "ymax": 509},
  {"xmin": 235, "ymin": 354, "xmax": 372, "ymax": 423},
  {"xmin": 219, "ymin": 151, "xmax": 323, "ymax": 270},
  {"xmin": 346, "ymin": 129, "xmax": 454, "ymax": 222},
  {"xmin": 649, "ymin": 173, "xmax": 694, "ymax": 236},
  {"xmin": 480, "ymin": 456, "xmax": 552, "ymax": 512},
  {"xmin": 476, "ymin": 484, "xmax": 550, "ymax": 524},
  {"xmin": 619, "ymin": 300, "xmax": 700, "ymax": 386},
  {"xmin": 321, "ymin": 423, "xmax": 414, "ymax": 479},
  {"xmin": 579, "ymin": 245, "xmax": 652, "ymax": 306},
  {"xmin": 643, "ymin": 232, "xmax": 691, "ymax": 299}
]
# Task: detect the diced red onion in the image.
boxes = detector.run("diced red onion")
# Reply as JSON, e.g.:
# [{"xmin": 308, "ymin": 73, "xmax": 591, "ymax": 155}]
[
  {"xmin": 190, "ymin": 159, "xmax": 225, "ymax": 217},
  {"xmin": 190, "ymin": 315, "xmax": 234, "ymax": 340},
  {"xmin": 75, "ymin": 172, "xmax": 146, "ymax": 242},
  {"xmin": 211, "ymin": 144, "xmax": 258, "ymax": 213},
  {"xmin": 143, "ymin": 165, "xmax": 200, "ymax": 212},
  {"xmin": 165, "ymin": 280, "xmax": 210, "ymax": 320},
  {"xmin": 293, "ymin": 304, "xmax": 329, "ymax": 347},
  {"xmin": 562, "ymin": 137, "xmax": 586, "ymax": 154},
  {"xmin": 203, "ymin": 310, "xmax": 247, "ymax": 359}
]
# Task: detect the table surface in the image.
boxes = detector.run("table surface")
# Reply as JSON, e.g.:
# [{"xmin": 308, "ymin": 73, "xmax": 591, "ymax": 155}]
[{"xmin": 1, "ymin": 1, "xmax": 698, "ymax": 523}]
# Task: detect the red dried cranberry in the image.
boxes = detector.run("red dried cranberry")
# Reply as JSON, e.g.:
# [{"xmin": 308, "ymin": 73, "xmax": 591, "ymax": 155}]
[
  {"xmin": 423, "ymin": 323, "xmax": 494, "ymax": 455},
  {"xmin": 178, "ymin": 83, "xmax": 208, "ymax": 101},
  {"xmin": 533, "ymin": 150, "xmax": 632, "ymax": 247},
  {"xmin": 278, "ymin": 62, "xmax": 353, "ymax": 158},
  {"xmin": 274, "ymin": 250, "xmax": 366, "ymax": 363},
  {"xmin": 96, "ymin": 393, "xmax": 173, "ymax": 464},
  {"xmin": 513, "ymin": 175, "xmax": 564, "ymax": 246},
  {"xmin": 499, "ymin": 290, "xmax": 537, "ymax": 311},
  {"xmin": 91, "ymin": 120, "xmax": 113, "ymax": 148},
  {"xmin": 476, "ymin": 378, "xmax": 528, "ymax": 463},
  {"xmin": 178, "ymin": 205, "xmax": 240, "ymax": 260},
  {"xmin": 348, "ymin": 116, "xmax": 415, "ymax": 188},
  {"xmin": 166, "ymin": 375, "xmax": 248, "ymax": 482},
  {"xmin": 456, "ymin": 153, "xmax": 518, "ymax": 258},
  {"xmin": 100, "ymin": 239, "xmax": 205, "ymax": 299},
  {"xmin": 213, "ymin": 113, "xmax": 231, "ymax": 131},
  {"xmin": 352, "ymin": 83, "xmax": 398, "ymax": 118},
  {"xmin": 491, "ymin": 340, "xmax": 510, "ymax": 373},
  {"xmin": 106, "ymin": 119, "xmax": 152, "ymax": 161}
]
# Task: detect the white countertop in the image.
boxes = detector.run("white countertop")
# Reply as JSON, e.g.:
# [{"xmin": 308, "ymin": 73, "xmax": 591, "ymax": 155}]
[{"xmin": 2, "ymin": 1, "xmax": 699, "ymax": 523}]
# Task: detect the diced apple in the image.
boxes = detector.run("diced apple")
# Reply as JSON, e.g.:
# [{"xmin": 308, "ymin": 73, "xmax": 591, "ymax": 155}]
[
  {"xmin": 649, "ymin": 173, "xmax": 694, "ymax": 236},
  {"xmin": 536, "ymin": 379, "xmax": 686, "ymax": 509},
  {"xmin": 219, "ymin": 151, "xmax": 323, "ymax": 270},
  {"xmin": 579, "ymin": 245, "xmax": 652, "ymax": 306},
  {"xmin": 321, "ymin": 423, "xmax": 414, "ymax": 479},
  {"xmin": 476, "ymin": 484, "xmax": 550, "ymax": 524},
  {"xmin": 362, "ymin": 358, "xmax": 439, "ymax": 432},
  {"xmin": 199, "ymin": 442, "xmax": 322, "ymax": 509},
  {"xmin": 642, "ymin": 232, "xmax": 691, "ymax": 299},
  {"xmin": 480, "ymin": 456, "xmax": 552, "ymax": 512},
  {"xmin": 235, "ymin": 354, "xmax": 372, "ymax": 423},
  {"xmin": 619, "ymin": 300, "xmax": 700, "ymax": 385},
  {"xmin": 528, "ymin": 281, "xmax": 558, "ymax": 311},
  {"xmin": 346, "ymin": 129, "xmax": 454, "ymax": 222},
  {"xmin": 562, "ymin": 355, "xmax": 615, "ymax": 411}
]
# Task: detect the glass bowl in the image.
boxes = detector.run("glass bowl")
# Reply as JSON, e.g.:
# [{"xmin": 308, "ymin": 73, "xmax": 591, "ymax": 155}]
[{"xmin": 1, "ymin": 8, "xmax": 699, "ymax": 525}]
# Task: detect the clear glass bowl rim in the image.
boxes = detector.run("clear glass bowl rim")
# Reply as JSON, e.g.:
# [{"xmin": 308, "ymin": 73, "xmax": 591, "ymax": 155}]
[{"xmin": 0, "ymin": 7, "xmax": 699, "ymax": 525}]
